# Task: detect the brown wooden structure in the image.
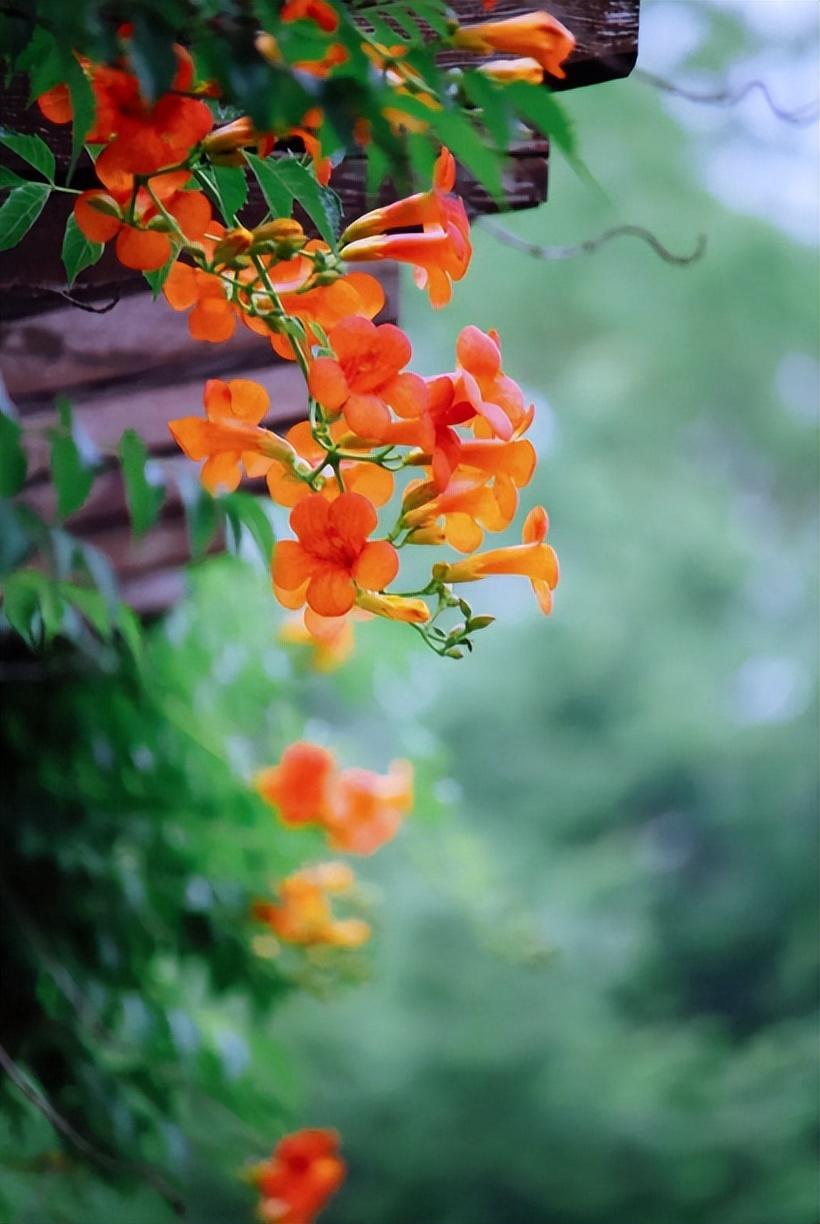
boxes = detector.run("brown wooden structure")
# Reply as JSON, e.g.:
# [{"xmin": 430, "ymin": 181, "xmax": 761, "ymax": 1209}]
[{"xmin": 1, "ymin": 1, "xmax": 639, "ymax": 615}]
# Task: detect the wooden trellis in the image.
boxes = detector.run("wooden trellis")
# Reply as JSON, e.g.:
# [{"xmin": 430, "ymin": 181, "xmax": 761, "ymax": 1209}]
[{"xmin": 1, "ymin": 1, "xmax": 639, "ymax": 615}]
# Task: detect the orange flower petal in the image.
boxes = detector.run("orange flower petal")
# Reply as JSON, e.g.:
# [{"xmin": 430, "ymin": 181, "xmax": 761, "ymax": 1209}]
[
  {"xmin": 445, "ymin": 511, "xmax": 484, "ymax": 553},
  {"xmin": 291, "ymin": 493, "xmax": 332, "ymax": 551},
  {"xmin": 167, "ymin": 189, "xmax": 212, "ymax": 241},
  {"xmin": 352, "ymin": 539, "xmax": 398, "ymax": 590},
  {"xmin": 522, "ymin": 504, "xmax": 549, "ymax": 544},
  {"xmin": 74, "ymin": 191, "xmax": 121, "ymax": 243},
  {"xmin": 342, "ymin": 461, "xmax": 394, "ymax": 507},
  {"xmin": 227, "ymin": 378, "xmax": 270, "ymax": 424},
  {"xmin": 163, "ymin": 260, "xmax": 199, "ymax": 309},
  {"xmin": 189, "ymin": 297, "xmax": 236, "ymax": 342},
  {"xmin": 343, "ymin": 393, "xmax": 391, "ymax": 440},
  {"xmin": 201, "ymin": 452, "xmax": 241, "ymax": 493},
  {"xmin": 273, "ymin": 540, "xmax": 317, "ymax": 589},
  {"xmin": 327, "ymin": 491, "xmax": 377, "ymax": 548},
  {"xmin": 307, "ymin": 567, "xmax": 357, "ymax": 616},
  {"xmin": 308, "ymin": 357, "xmax": 349, "ymax": 411},
  {"xmin": 115, "ymin": 226, "xmax": 171, "ymax": 271}
]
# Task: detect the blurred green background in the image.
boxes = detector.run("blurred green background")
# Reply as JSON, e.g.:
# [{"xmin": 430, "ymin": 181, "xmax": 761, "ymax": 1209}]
[{"xmin": 1, "ymin": 2, "xmax": 817, "ymax": 1222}]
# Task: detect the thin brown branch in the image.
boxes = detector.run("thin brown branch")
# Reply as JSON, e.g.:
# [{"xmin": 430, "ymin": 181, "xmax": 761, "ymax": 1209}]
[
  {"xmin": 636, "ymin": 68, "xmax": 819, "ymax": 126},
  {"xmin": 0, "ymin": 1043, "xmax": 186, "ymax": 1215},
  {"xmin": 479, "ymin": 220, "xmax": 707, "ymax": 267}
]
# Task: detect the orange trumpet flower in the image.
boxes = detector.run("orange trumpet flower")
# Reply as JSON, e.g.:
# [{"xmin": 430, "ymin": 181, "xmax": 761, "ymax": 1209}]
[
  {"xmin": 436, "ymin": 504, "xmax": 559, "ymax": 613},
  {"xmin": 169, "ymin": 378, "xmax": 299, "ymax": 493},
  {"xmin": 273, "ymin": 492, "xmax": 399, "ymax": 617},
  {"xmin": 249, "ymin": 1129, "xmax": 346, "ymax": 1224},
  {"xmin": 452, "ymin": 10, "xmax": 576, "ymax": 80},
  {"xmin": 252, "ymin": 863, "xmax": 369, "ymax": 949}
]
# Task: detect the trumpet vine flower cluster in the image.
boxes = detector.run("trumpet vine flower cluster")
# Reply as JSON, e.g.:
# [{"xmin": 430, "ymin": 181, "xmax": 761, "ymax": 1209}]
[
  {"xmin": 32, "ymin": 9, "xmax": 571, "ymax": 660},
  {"xmin": 22, "ymin": 5, "xmax": 578, "ymax": 1218}
]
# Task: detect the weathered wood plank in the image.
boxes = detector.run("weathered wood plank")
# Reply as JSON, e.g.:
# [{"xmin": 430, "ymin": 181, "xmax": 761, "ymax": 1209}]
[{"xmin": 2, "ymin": 265, "xmax": 398, "ymax": 400}]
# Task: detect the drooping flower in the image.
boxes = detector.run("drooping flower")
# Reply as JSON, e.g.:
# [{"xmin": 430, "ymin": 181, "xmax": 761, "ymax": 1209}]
[
  {"xmin": 256, "ymin": 741, "xmax": 337, "ymax": 827},
  {"xmin": 435, "ymin": 504, "xmax": 559, "ymax": 613},
  {"xmin": 402, "ymin": 476, "xmax": 513, "ymax": 553},
  {"xmin": 323, "ymin": 761, "xmax": 413, "ymax": 856},
  {"xmin": 452, "ymin": 10, "xmax": 576, "ymax": 80},
  {"xmin": 249, "ymin": 1129, "xmax": 346, "ymax": 1224},
  {"xmin": 256, "ymin": 741, "xmax": 413, "ymax": 854},
  {"xmin": 273, "ymin": 492, "xmax": 399, "ymax": 617},
  {"xmin": 169, "ymin": 378, "xmax": 299, "ymax": 493},
  {"xmin": 454, "ymin": 325, "xmax": 533, "ymax": 440},
  {"xmin": 339, "ymin": 150, "xmax": 471, "ymax": 307},
  {"xmin": 252, "ymin": 863, "xmax": 370, "ymax": 949}
]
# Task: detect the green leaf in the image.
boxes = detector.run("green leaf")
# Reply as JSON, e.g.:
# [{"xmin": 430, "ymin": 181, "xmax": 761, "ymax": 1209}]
[
  {"xmin": 129, "ymin": 13, "xmax": 178, "ymax": 103},
  {"xmin": 119, "ymin": 429, "xmax": 165, "ymax": 536},
  {"xmin": 0, "ymin": 166, "xmax": 27, "ymax": 190},
  {"xmin": 143, "ymin": 255, "xmax": 175, "ymax": 298},
  {"xmin": 274, "ymin": 158, "xmax": 343, "ymax": 249},
  {"xmin": 60, "ymin": 582, "xmax": 112, "ymax": 638},
  {"xmin": 503, "ymin": 83, "xmax": 576, "ymax": 157},
  {"xmin": 65, "ymin": 56, "xmax": 96, "ymax": 179},
  {"xmin": 461, "ymin": 71, "xmax": 513, "ymax": 152},
  {"xmin": 246, "ymin": 153, "xmax": 341, "ymax": 248},
  {"xmin": 212, "ymin": 165, "xmax": 248, "ymax": 225},
  {"xmin": 61, "ymin": 213, "xmax": 104, "ymax": 286},
  {"xmin": 117, "ymin": 603, "xmax": 143, "ymax": 662},
  {"xmin": 0, "ymin": 182, "xmax": 50, "ymax": 252},
  {"xmin": 0, "ymin": 410, "xmax": 28, "ymax": 495},
  {"xmin": 221, "ymin": 492, "xmax": 275, "ymax": 566},
  {"xmin": 429, "ymin": 110, "xmax": 503, "ymax": 202},
  {"xmin": 49, "ymin": 400, "xmax": 96, "ymax": 519},
  {"xmin": 245, "ymin": 152, "xmax": 293, "ymax": 220},
  {"xmin": 179, "ymin": 475, "xmax": 220, "ymax": 561},
  {"xmin": 16, "ymin": 26, "xmax": 65, "ymax": 102},
  {"xmin": 2, "ymin": 570, "xmax": 63, "ymax": 647},
  {"xmin": 0, "ymin": 130, "xmax": 55, "ymax": 182}
]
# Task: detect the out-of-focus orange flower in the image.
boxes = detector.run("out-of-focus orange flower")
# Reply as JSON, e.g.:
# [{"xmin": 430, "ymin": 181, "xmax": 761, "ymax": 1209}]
[
  {"xmin": 249, "ymin": 1129, "xmax": 345, "ymax": 1224},
  {"xmin": 252, "ymin": 863, "xmax": 369, "ymax": 949},
  {"xmin": 256, "ymin": 741, "xmax": 337, "ymax": 827},
  {"xmin": 339, "ymin": 150, "xmax": 471, "ymax": 308},
  {"xmin": 265, "ymin": 419, "xmax": 394, "ymax": 508},
  {"xmin": 452, "ymin": 10, "xmax": 576, "ymax": 80},
  {"xmin": 280, "ymin": 606, "xmax": 358, "ymax": 671},
  {"xmin": 257, "ymin": 31, "xmax": 348, "ymax": 79},
  {"xmin": 281, "ymin": 0, "xmax": 339, "ymax": 32},
  {"xmin": 273, "ymin": 492, "xmax": 398, "ymax": 617},
  {"xmin": 323, "ymin": 760, "xmax": 413, "ymax": 855},
  {"xmin": 73, "ymin": 169, "xmax": 211, "ymax": 271},
  {"xmin": 256, "ymin": 741, "xmax": 413, "ymax": 853},
  {"xmin": 478, "ymin": 56, "xmax": 545, "ymax": 85},
  {"xmin": 169, "ymin": 378, "xmax": 298, "ymax": 493},
  {"xmin": 308, "ymin": 317, "xmax": 425, "ymax": 441},
  {"xmin": 436, "ymin": 503, "xmax": 559, "ymax": 612},
  {"xmin": 41, "ymin": 45, "xmax": 213, "ymax": 179}
]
